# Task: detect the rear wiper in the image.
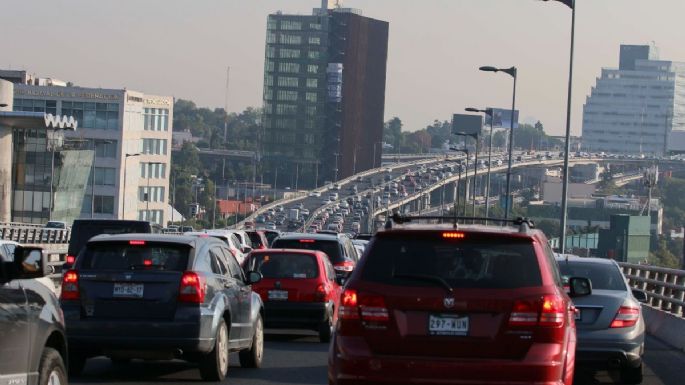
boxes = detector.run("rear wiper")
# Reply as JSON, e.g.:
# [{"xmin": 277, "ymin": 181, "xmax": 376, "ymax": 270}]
[
  {"xmin": 392, "ymin": 273, "xmax": 453, "ymax": 293},
  {"xmin": 129, "ymin": 264, "xmax": 165, "ymax": 270}
]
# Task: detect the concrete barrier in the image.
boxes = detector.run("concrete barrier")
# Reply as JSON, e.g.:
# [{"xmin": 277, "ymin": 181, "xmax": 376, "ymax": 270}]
[{"xmin": 642, "ymin": 304, "xmax": 685, "ymax": 352}]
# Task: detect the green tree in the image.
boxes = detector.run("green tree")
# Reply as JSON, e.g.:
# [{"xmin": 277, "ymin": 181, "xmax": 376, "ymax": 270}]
[
  {"xmin": 384, "ymin": 117, "xmax": 403, "ymax": 152},
  {"xmin": 649, "ymin": 239, "xmax": 681, "ymax": 268}
]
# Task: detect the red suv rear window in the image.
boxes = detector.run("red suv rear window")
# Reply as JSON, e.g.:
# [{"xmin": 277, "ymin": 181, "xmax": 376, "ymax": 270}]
[
  {"xmin": 362, "ymin": 233, "xmax": 541, "ymax": 289},
  {"xmin": 246, "ymin": 253, "xmax": 319, "ymax": 279}
]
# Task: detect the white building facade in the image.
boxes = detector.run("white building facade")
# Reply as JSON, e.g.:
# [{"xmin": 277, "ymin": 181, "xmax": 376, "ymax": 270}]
[
  {"xmin": 12, "ymin": 85, "xmax": 173, "ymax": 225},
  {"xmin": 582, "ymin": 44, "xmax": 685, "ymax": 156}
]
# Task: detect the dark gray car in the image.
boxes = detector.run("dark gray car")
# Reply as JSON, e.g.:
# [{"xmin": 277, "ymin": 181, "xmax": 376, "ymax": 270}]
[
  {"xmin": 0, "ymin": 246, "xmax": 68, "ymax": 385},
  {"xmin": 556, "ymin": 255, "xmax": 646, "ymax": 384},
  {"xmin": 61, "ymin": 234, "xmax": 264, "ymax": 381}
]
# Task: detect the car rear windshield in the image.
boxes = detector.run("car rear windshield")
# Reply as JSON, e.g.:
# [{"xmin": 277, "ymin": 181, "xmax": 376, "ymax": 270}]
[
  {"xmin": 80, "ymin": 242, "xmax": 190, "ymax": 271},
  {"xmin": 362, "ymin": 233, "xmax": 541, "ymax": 289},
  {"xmin": 246, "ymin": 253, "xmax": 319, "ymax": 279},
  {"xmin": 271, "ymin": 239, "xmax": 345, "ymax": 264},
  {"xmin": 247, "ymin": 232, "xmax": 265, "ymax": 247},
  {"xmin": 68, "ymin": 221, "xmax": 151, "ymax": 256},
  {"xmin": 558, "ymin": 261, "xmax": 626, "ymax": 291}
]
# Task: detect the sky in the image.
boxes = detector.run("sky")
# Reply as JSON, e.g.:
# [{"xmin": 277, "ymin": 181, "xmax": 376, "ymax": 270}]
[{"xmin": 3, "ymin": 0, "xmax": 685, "ymax": 135}]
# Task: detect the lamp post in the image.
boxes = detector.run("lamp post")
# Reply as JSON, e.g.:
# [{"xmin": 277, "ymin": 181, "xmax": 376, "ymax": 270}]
[
  {"xmin": 542, "ymin": 0, "xmax": 575, "ymax": 253},
  {"xmin": 449, "ymin": 148, "xmax": 469, "ymax": 220},
  {"xmin": 122, "ymin": 153, "xmax": 140, "ymax": 220},
  {"xmin": 466, "ymin": 107, "xmax": 495, "ymax": 222},
  {"xmin": 479, "ymin": 65, "xmax": 517, "ymax": 219}
]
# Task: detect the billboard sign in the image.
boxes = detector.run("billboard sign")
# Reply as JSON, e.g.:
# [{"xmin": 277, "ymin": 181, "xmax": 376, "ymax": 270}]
[
  {"xmin": 485, "ymin": 108, "xmax": 519, "ymax": 129},
  {"xmin": 327, "ymin": 63, "xmax": 343, "ymax": 103},
  {"xmin": 452, "ymin": 114, "xmax": 482, "ymax": 137}
]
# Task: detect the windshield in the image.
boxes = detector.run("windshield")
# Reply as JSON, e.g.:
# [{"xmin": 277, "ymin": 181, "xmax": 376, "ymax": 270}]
[
  {"xmin": 245, "ymin": 252, "xmax": 319, "ymax": 279},
  {"xmin": 80, "ymin": 242, "xmax": 189, "ymax": 271},
  {"xmin": 271, "ymin": 238, "xmax": 345, "ymax": 264},
  {"xmin": 362, "ymin": 234, "xmax": 541, "ymax": 289},
  {"xmin": 558, "ymin": 261, "xmax": 627, "ymax": 291}
]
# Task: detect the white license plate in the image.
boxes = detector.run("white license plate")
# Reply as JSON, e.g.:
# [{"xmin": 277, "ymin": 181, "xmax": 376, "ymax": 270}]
[
  {"xmin": 429, "ymin": 314, "xmax": 469, "ymax": 336},
  {"xmin": 268, "ymin": 290, "xmax": 288, "ymax": 301},
  {"xmin": 113, "ymin": 283, "xmax": 144, "ymax": 298}
]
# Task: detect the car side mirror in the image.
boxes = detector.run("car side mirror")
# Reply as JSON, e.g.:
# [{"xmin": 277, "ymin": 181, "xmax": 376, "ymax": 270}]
[
  {"xmin": 2, "ymin": 247, "xmax": 46, "ymax": 283},
  {"xmin": 246, "ymin": 270, "xmax": 262, "ymax": 285},
  {"xmin": 632, "ymin": 289, "xmax": 649, "ymax": 304},
  {"xmin": 568, "ymin": 276, "xmax": 592, "ymax": 297}
]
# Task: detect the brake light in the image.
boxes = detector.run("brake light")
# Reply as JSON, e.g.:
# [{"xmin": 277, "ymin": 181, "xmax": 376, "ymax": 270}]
[
  {"xmin": 178, "ymin": 272, "xmax": 206, "ymax": 303},
  {"xmin": 143, "ymin": 259, "xmax": 153, "ymax": 266},
  {"xmin": 339, "ymin": 289, "xmax": 359, "ymax": 319},
  {"xmin": 509, "ymin": 295, "xmax": 565, "ymax": 327},
  {"xmin": 338, "ymin": 289, "xmax": 389, "ymax": 324},
  {"xmin": 299, "ymin": 239, "xmax": 315, "ymax": 243},
  {"xmin": 334, "ymin": 261, "xmax": 355, "ymax": 272},
  {"xmin": 442, "ymin": 232, "xmax": 465, "ymax": 239},
  {"xmin": 65, "ymin": 255, "xmax": 76, "ymax": 265},
  {"xmin": 360, "ymin": 294, "xmax": 389, "ymax": 322},
  {"xmin": 60, "ymin": 270, "xmax": 80, "ymax": 301},
  {"xmin": 610, "ymin": 306, "xmax": 640, "ymax": 328},
  {"xmin": 129, "ymin": 240, "xmax": 146, "ymax": 245}
]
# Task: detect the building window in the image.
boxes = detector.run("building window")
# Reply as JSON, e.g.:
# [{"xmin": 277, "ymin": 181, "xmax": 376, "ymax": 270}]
[
  {"xmin": 305, "ymin": 119, "xmax": 316, "ymax": 129},
  {"xmin": 280, "ymin": 20, "xmax": 302, "ymax": 30},
  {"xmin": 93, "ymin": 167, "xmax": 116, "ymax": 186},
  {"xmin": 308, "ymin": 36, "xmax": 321, "ymax": 45},
  {"xmin": 138, "ymin": 209, "xmax": 163, "ymax": 224},
  {"xmin": 94, "ymin": 195, "xmax": 115, "ymax": 214},
  {"xmin": 139, "ymin": 186, "xmax": 165, "ymax": 202},
  {"xmin": 277, "ymin": 90, "xmax": 298, "ymax": 102},
  {"xmin": 265, "ymin": 76, "xmax": 273, "ymax": 86},
  {"xmin": 94, "ymin": 140, "xmax": 117, "ymax": 158},
  {"xmin": 266, "ymin": 47, "xmax": 276, "ymax": 58},
  {"xmin": 306, "ymin": 78, "xmax": 318, "ymax": 88},
  {"xmin": 140, "ymin": 162, "xmax": 166, "ymax": 179},
  {"xmin": 278, "ymin": 62, "xmax": 300, "ymax": 74},
  {"xmin": 267, "ymin": 17, "xmax": 277, "ymax": 30},
  {"xmin": 305, "ymin": 106, "xmax": 317, "ymax": 116},
  {"xmin": 264, "ymin": 88, "xmax": 273, "ymax": 100},
  {"xmin": 141, "ymin": 139, "xmax": 168, "ymax": 155},
  {"xmin": 265, "ymin": 60, "xmax": 275, "ymax": 72},
  {"xmin": 279, "ymin": 48, "xmax": 301, "ymax": 59},
  {"xmin": 308, "ymin": 51, "xmax": 321, "ymax": 59},
  {"xmin": 310, "ymin": 23, "xmax": 322, "ymax": 30},
  {"xmin": 304, "ymin": 134, "xmax": 315, "ymax": 144},
  {"xmin": 279, "ymin": 34, "xmax": 302, "ymax": 45},
  {"xmin": 305, "ymin": 92, "xmax": 318, "ymax": 103},
  {"xmin": 143, "ymin": 108, "xmax": 169, "ymax": 131},
  {"xmin": 276, "ymin": 104, "xmax": 297, "ymax": 115},
  {"xmin": 61, "ymin": 101, "xmax": 119, "ymax": 130},
  {"xmin": 275, "ymin": 119, "xmax": 296, "ymax": 129},
  {"xmin": 277, "ymin": 77, "xmax": 299, "ymax": 87},
  {"xmin": 263, "ymin": 102, "xmax": 273, "ymax": 114},
  {"xmin": 13, "ymin": 99, "xmax": 57, "ymax": 115},
  {"xmin": 307, "ymin": 65, "xmax": 318, "ymax": 74},
  {"xmin": 266, "ymin": 33, "xmax": 276, "ymax": 43}
]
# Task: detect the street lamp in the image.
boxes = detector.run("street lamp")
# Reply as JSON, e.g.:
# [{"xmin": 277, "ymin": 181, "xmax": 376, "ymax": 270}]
[
  {"xmin": 466, "ymin": 107, "xmax": 495, "ymax": 222},
  {"xmin": 479, "ymin": 65, "xmax": 517, "ymax": 219},
  {"xmin": 122, "ymin": 153, "xmax": 140, "ymax": 220},
  {"xmin": 542, "ymin": 0, "xmax": 575, "ymax": 253},
  {"xmin": 449, "ymin": 148, "xmax": 470, "ymax": 220}
]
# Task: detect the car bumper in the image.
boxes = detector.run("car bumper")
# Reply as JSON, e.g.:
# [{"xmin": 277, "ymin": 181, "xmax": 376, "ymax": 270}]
[
  {"xmin": 575, "ymin": 325, "xmax": 645, "ymax": 369},
  {"xmin": 329, "ymin": 336, "xmax": 568, "ymax": 385},
  {"xmin": 264, "ymin": 301, "xmax": 329, "ymax": 329},
  {"xmin": 63, "ymin": 304, "xmax": 215, "ymax": 355}
]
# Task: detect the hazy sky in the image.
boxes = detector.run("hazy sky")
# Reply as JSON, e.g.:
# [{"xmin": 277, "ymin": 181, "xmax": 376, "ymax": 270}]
[{"xmin": 3, "ymin": 0, "xmax": 685, "ymax": 135}]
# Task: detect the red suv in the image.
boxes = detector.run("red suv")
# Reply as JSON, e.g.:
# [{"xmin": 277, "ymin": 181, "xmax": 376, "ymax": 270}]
[
  {"xmin": 328, "ymin": 216, "xmax": 592, "ymax": 385},
  {"xmin": 244, "ymin": 249, "xmax": 343, "ymax": 342}
]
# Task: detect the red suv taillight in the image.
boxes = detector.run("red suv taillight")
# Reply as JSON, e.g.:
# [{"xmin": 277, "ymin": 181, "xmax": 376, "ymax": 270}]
[
  {"xmin": 338, "ymin": 289, "xmax": 389, "ymax": 333},
  {"xmin": 509, "ymin": 295, "xmax": 565, "ymax": 328},
  {"xmin": 610, "ymin": 306, "xmax": 640, "ymax": 328},
  {"xmin": 65, "ymin": 255, "xmax": 76, "ymax": 265},
  {"xmin": 178, "ymin": 272, "xmax": 206, "ymax": 303},
  {"xmin": 60, "ymin": 270, "xmax": 80, "ymax": 301}
]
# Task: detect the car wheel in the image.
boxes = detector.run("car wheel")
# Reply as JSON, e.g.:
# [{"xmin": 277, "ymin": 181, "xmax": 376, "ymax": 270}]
[
  {"xmin": 619, "ymin": 363, "xmax": 643, "ymax": 384},
  {"xmin": 319, "ymin": 311, "xmax": 333, "ymax": 343},
  {"xmin": 38, "ymin": 348, "xmax": 67, "ymax": 385},
  {"xmin": 199, "ymin": 319, "xmax": 229, "ymax": 381},
  {"xmin": 67, "ymin": 352, "xmax": 87, "ymax": 376},
  {"xmin": 239, "ymin": 314, "xmax": 264, "ymax": 368}
]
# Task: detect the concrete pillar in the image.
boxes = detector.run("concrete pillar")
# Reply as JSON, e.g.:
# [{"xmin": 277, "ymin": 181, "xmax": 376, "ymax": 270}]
[{"xmin": 0, "ymin": 80, "xmax": 13, "ymax": 223}]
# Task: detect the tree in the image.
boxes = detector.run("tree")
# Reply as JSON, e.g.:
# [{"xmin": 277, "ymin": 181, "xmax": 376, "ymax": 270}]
[
  {"xmin": 384, "ymin": 117, "xmax": 402, "ymax": 151},
  {"xmin": 649, "ymin": 239, "xmax": 681, "ymax": 269},
  {"xmin": 536, "ymin": 219, "xmax": 561, "ymax": 239}
]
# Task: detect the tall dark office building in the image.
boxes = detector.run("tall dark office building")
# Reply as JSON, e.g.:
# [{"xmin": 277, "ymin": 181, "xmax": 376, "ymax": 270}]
[{"xmin": 261, "ymin": 3, "xmax": 389, "ymax": 188}]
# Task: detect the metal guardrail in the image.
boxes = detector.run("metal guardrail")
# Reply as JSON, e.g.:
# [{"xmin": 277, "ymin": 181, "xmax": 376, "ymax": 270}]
[
  {"xmin": 620, "ymin": 262, "xmax": 685, "ymax": 317},
  {"xmin": 0, "ymin": 227, "xmax": 71, "ymax": 244}
]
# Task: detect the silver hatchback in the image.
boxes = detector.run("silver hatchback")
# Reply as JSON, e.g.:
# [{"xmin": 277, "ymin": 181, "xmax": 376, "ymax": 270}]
[{"xmin": 556, "ymin": 255, "xmax": 646, "ymax": 384}]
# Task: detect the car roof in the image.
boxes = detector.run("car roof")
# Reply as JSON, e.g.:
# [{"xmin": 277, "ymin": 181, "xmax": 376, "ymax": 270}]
[
  {"xmin": 87, "ymin": 233, "xmax": 222, "ymax": 247},
  {"xmin": 554, "ymin": 253, "xmax": 618, "ymax": 266},
  {"xmin": 377, "ymin": 223, "xmax": 542, "ymax": 239},
  {"xmin": 249, "ymin": 248, "xmax": 326, "ymax": 257},
  {"xmin": 275, "ymin": 232, "xmax": 346, "ymax": 241}
]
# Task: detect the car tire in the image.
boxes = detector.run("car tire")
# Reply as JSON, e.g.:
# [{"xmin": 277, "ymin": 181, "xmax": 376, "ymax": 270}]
[
  {"xmin": 319, "ymin": 312, "xmax": 333, "ymax": 343},
  {"xmin": 38, "ymin": 348, "xmax": 67, "ymax": 385},
  {"xmin": 199, "ymin": 319, "xmax": 229, "ymax": 381},
  {"xmin": 619, "ymin": 363, "xmax": 643, "ymax": 384},
  {"xmin": 68, "ymin": 352, "xmax": 87, "ymax": 376},
  {"xmin": 239, "ymin": 314, "xmax": 264, "ymax": 368}
]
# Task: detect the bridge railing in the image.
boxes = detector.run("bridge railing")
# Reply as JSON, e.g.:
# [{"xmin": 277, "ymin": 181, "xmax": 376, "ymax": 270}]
[
  {"xmin": 619, "ymin": 262, "xmax": 685, "ymax": 317},
  {"xmin": 0, "ymin": 226, "xmax": 71, "ymax": 244}
]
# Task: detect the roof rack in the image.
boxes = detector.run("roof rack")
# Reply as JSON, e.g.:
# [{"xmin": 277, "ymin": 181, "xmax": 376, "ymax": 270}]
[{"xmin": 386, "ymin": 213, "xmax": 535, "ymax": 233}]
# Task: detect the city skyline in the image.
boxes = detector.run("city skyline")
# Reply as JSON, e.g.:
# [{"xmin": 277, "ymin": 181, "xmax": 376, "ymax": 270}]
[{"xmin": 3, "ymin": 0, "xmax": 685, "ymax": 135}]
